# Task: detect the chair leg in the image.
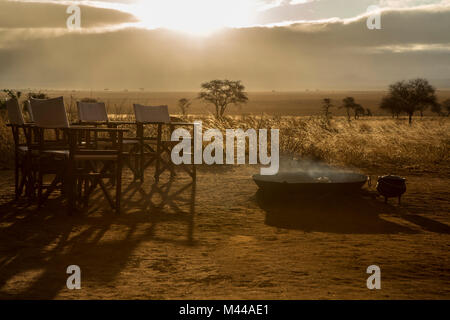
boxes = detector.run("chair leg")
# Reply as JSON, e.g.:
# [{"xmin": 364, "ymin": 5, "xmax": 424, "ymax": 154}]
[
  {"xmin": 133, "ymin": 147, "xmax": 139, "ymax": 181},
  {"xmin": 26, "ymin": 159, "xmax": 36, "ymax": 201},
  {"xmin": 155, "ymin": 124, "xmax": 162, "ymax": 183},
  {"xmin": 14, "ymin": 153, "xmax": 19, "ymax": 200},
  {"xmin": 37, "ymin": 170, "xmax": 43, "ymax": 208},
  {"xmin": 139, "ymin": 146, "xmax": 145, "ymax": 182},
  {"xmin": 18, "ymin": 165, "xmax": 27, "ymax": 198},
  {"xmin": 66, "ymin": 160, "xmax": 75, "ymax": 216},
  {"xmin": 116, "ymin": 160, "xmax": 122, "ymax": 215}
]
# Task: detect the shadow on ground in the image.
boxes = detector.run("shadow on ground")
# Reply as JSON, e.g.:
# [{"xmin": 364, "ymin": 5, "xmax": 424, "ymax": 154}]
[
  {"xmin": 255, "ymin": 189, "xmax": 449, "ymax": 235},
  {"xmin": 0, "ymin": 173, "xmax": 196, "ymax": 299}
]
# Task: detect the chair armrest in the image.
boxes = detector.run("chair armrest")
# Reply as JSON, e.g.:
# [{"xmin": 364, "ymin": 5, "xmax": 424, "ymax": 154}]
[
  {"xmin": 168, "ymin": 122, "xmax": 197, "ymax": 126},
  {"xmin": 71, "ymin": 121, "xmax": 108, "ymax": 126},
  {"xmin": 68, "ymin": 126, "xmax": 129, "ymax": 133},
  {"xmin": 6, "ymin": 123, "xmax": 35, "ymax": 128},
  {"xmin": 107, "ymin": 121, "xmax": 137, "ymax": 126}
]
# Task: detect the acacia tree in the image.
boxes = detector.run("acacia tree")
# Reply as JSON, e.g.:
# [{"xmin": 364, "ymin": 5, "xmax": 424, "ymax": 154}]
[
  {"xmin": 386, "ymin": 78, "xmax": 437, "ymax": 124},
  {"xmin": 198, "ymin": 80, "xmax": 248, "ymax": 118}
]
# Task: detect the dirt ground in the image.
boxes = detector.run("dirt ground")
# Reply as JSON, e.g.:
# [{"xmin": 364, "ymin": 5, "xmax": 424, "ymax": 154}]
[{"xmin": 0, "ymin": 165, "xmax": 449, "ymax": 300}]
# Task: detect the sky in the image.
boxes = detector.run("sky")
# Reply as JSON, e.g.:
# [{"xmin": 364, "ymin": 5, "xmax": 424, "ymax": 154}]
[{"xmin": 0, "ymin": 0, "xmax": 449, "ymax": 90}]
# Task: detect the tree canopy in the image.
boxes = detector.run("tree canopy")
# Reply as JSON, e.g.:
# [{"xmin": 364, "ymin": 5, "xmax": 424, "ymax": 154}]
[
  {"xmin": 382, "ymin": 78, "xmax": 437, "ymax": 124},
  {"xmin": 198, "ymin": 80, "xmax": 248, "ymax": 118}
]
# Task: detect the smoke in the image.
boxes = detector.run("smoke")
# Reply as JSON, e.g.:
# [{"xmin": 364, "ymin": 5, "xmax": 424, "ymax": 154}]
[{"xmin": 275, "ymin": 157, "xmax": 366, "ymax": 183}]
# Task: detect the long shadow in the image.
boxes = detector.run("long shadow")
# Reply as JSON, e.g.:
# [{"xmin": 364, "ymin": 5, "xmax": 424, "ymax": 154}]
[
  {"xmin": 0, "ymin": 170, "xmax": 197, "ymax": 299},
  {"xmin": 400, "ymin": 213, "xmax": 450, "ymax": 234},
  {"xmin": 121, "ymin": 172, "xmax": 197, "ymax": 245},
  {"xmin": 256, "ymin": 189, "xmax": 418, "ymax": 234}
]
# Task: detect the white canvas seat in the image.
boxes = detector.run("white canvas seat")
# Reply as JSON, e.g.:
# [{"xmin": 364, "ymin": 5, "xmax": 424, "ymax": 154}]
[
  {"xmin": 77, "ymin": 102, "xmax": 109, "ymax": 123},
  {"xmin": 30, "ymin": 96, "xmax": 69, "ymax": 128},
  {"xmin": 6, "ymin": 99, "xmax": 29, "ymax": 154},
  {"xmin": 6, "ymin": 98, "xmax": 25, "ymax": 126},
  {"xmin": 133, "ymin": 104, "xmax": 170, "ymax": 123}
]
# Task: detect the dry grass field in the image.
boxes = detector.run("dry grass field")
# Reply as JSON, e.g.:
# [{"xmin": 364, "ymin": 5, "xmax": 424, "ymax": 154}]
[{"xmin": 0, "ymin": 91, "xmax": 449, "ymax": 299}]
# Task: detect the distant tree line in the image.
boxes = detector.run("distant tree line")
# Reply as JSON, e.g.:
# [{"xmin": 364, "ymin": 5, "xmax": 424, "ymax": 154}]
[
  {"xmin": 321, "ymin": 97, "xmax": 372, "ymax": 122},
  {"xmin": 322, "ymin": 78, "xmax": 446, "ymax": 124}
]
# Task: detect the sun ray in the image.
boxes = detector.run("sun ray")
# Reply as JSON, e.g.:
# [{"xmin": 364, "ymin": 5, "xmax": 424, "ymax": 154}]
[{"xmin": 132, "ymin": 0, "xmax": 258, "ymax": 35}]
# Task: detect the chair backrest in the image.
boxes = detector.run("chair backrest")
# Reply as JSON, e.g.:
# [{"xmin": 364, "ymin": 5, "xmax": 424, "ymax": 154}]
[
  {"xmin": 30, "ymin": 96, "xmax": 69, "ymax": 128},
  {"xmin": 24, "ymin": 100, "xmax": 34, "ymax": 122},
  {"xmin": 6, "ymin": 98, "xmax": 25, "ymax": 125},
  {"xmin": 133, "ymin": 104, "xmax": 170, "ymax": 124},
  {"xmin": 77, "ymin": 101, "xmax": 109, "ymax": 122}
]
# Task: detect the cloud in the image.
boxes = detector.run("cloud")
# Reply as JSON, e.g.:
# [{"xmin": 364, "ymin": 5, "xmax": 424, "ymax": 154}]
[
  {"xmin": 6, "ymin": 0, "xmax": 450, "ymax": 29},
  {"xmin": 253, "ymin": 0, "xmax": 450, "ymax": 25},
  {"xmin": 0, "ymin": 0, "xmax": 137, "ymax": 29},
  {"xmin": 0, "ymin": 5, "xmax": 449, "ymax": 90}
]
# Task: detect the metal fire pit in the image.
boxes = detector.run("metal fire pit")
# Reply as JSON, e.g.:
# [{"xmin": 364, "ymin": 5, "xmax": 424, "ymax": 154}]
[{"xmin": 253, "ymin": 171, "xmax": 368, "ymax": 195}]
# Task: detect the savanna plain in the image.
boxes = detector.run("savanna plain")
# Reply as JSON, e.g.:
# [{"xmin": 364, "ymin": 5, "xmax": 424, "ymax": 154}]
[{"xmin": 0, "ymin": 90, "xmax": 449, "ymax": 299}]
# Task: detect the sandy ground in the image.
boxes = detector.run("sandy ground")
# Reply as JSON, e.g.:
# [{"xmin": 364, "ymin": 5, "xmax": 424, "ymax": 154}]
[{"xmin": 0, "ymin": 165, "xmax": 449, "ymax": 300}]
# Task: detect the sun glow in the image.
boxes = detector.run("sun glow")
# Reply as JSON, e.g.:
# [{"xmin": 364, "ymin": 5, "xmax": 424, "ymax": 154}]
[{"xmin": 133, "ymin": 0, "xmax": 258, "ymax": 35}]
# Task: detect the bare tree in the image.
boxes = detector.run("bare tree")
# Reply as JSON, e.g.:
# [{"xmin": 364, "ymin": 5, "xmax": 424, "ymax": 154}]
[
  {"xmin": 198, "ymin": 80, "xmax": 248, "ymax": 118},
  {"xmin": 178, "ymin": 98, "xmax": 191, "ymax": 116}
]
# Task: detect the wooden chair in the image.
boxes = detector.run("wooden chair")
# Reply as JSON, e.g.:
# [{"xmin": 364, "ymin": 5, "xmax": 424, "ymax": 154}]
[
  {"xmin": 5, "ymin": 98, "xmax": 34, "ymax": 199},
  {"xmin": 77, "ymin": 101, "xmax": 109, "ymax": 124},
  {"xmin": 132, "ymin": 104, "xmax": 169, "ymax": 182},
  {"xmin": 76, "ymin": 101, "xmax": 110, "ymax": 149},
  {"xmin": 132, "ymin": 104, "xmax": 196, "ymax": 182},
  {"xmin": 30, "ymin": 97, "xmax": 127, "ymax": 215},
  {"xmin": 76, "ymin": 101, "xmax": 140, "ymax": 179}
]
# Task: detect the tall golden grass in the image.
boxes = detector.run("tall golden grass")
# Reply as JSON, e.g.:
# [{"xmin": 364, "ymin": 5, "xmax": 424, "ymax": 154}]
[
  {"xmin": 1, "ymin": 108, "xmax": 448, "ymax": 172},
  {"xmin": 191, "ymin": 115, "xmax": 449, "ymax": 171}
]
